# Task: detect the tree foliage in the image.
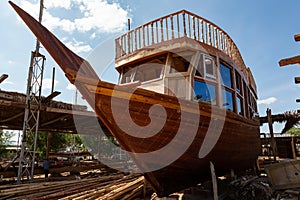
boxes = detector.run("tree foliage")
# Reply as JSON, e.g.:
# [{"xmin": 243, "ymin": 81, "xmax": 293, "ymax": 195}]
[
  {"xmin": 0, "ymin": 130, "xmax": 14, "ymax": 159},
  {"xmin": 26, "ymin": 131, "xmax": 84, "ymax": 158},
  {"xmin": 286, "ymin": 125, "xmax": 300, "ymax": 136}
]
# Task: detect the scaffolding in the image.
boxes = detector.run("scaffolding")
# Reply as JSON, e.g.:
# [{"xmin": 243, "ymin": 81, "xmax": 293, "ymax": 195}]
[{"xmin": 17, "ymin": 0, "xmax": 45, "ymax": 183}]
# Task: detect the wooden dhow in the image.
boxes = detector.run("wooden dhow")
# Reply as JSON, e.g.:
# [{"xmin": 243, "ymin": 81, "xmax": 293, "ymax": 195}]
[{"xmin": 10, "ymin": 1, "xmax": 260, "ymax": 197}]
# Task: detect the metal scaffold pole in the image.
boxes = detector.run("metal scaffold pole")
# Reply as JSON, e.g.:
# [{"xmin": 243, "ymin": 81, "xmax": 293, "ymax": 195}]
[{"xmin": 17, "ymin": 0, "xmax": 45, "ymax": 184}]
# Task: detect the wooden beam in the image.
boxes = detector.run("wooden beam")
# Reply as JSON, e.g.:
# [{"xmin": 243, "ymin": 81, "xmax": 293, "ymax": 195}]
[
  {"xmin": 279, "ymin": 55, "xmax": 300, "ymax": 66},
  {"xmin": 0, "ymin": 74, "xmax": 8, "ymax": 84},
  {"xmin": 294, "ymin": 33, "xmax": 300, "ymax": 42},
  {"xmin": 43, "ymin": 91, "xmax": 61, "ymax": 103},
  {"xmin": 267, "ymin": 108, "xmax": 277, "ymax": 161}
]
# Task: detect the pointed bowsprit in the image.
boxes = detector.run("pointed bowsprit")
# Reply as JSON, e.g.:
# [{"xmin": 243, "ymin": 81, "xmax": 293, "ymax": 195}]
[{"xmin": 9, "ymin": 1, "xmax": 100, "ymax": 84}]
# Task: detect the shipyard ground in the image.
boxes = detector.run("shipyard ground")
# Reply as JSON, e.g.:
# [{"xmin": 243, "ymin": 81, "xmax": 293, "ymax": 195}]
[{"xmin": 1, "ymin": 159, "xmax": 300, "ymax": 199}]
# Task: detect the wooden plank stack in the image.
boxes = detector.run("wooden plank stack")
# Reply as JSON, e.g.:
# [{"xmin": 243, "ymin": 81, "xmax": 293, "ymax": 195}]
[{"xmin": 0, "ymin": 173, "xmax": 150, "ymax": 200}]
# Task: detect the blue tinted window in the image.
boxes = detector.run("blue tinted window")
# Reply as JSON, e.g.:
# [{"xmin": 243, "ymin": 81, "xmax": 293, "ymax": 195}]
[
  {"xmin": 220, "ymin": 63, "xmax": 232, "ymax": 88},
  {"xmin": 222, "ymin": 89, "xmax": 233, "ymax": 111},
  {"xmin": 236, "ymin": 96, "xmax": 243, "ymax": 115},
  {"xmin": 194, "ymin": 80, "xmax": 216, "ymax": 105}
]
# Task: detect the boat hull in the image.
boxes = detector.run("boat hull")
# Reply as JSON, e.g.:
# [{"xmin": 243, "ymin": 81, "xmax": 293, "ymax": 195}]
[{"xmin": 87, "ymin": 81, "xmax": 261, "ymax": 196}]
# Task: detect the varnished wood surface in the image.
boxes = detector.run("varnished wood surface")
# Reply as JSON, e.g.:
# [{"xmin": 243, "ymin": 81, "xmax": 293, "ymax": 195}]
[{"xmin": 10, "ymin": 2, "xmax": 261, "ymax": 196}]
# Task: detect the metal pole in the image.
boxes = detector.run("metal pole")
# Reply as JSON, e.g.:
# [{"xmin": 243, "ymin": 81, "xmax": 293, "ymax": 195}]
[{"xmin": 51, "ymin": 67, "xmax": 55, "ymax": 94}]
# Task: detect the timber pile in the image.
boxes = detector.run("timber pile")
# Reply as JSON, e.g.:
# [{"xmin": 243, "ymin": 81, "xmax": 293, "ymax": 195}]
[{"xmin": 0, "ymin": 173, "xmax": 150, "ymax": 200}]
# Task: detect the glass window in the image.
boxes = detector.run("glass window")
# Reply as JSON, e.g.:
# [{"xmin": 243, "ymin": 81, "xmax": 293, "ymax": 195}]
[
  {"xmin": 222, "ymin": 89, "xmax": 234, "ymax": 111},
  {"xmin": 236, "ymin": 96, "xmax": 243, "ymax": 115},
  {"xmin": 195, "ymin": 59, "xmax": 203, "ymax": 77},
  {"xmin": 204, "ymin": 56, "xmax": 216, "ymax": 80},
  {"xmin": 134, "ymin": 62, "xmax": 164, "ymax": 82},
  {"xmin": 120, "ymin": 68, "xmax": 135, "ymax": 84},
  {"xmin": 220, "ymin": 63, "xmax": 232, "ymax": 88},
  {"xmin": 169, "ymin": 54, "xmax": 191, "ymax": 73},
  {"xmin": 120, "ymin": 55, "xmax": 166, "ymax": 84},
  {"xmin": 235, "ymin": 71, "xmax": 242, "ymax": 94},
  {"xmin": 193, "ymin": 80, "xmax": 217, "ymax": 105}
]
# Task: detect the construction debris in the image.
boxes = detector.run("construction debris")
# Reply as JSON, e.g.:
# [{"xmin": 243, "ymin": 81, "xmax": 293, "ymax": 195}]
[{"xmin": 228, "ymin": 176, "xmax": 273, "ymax": 200}]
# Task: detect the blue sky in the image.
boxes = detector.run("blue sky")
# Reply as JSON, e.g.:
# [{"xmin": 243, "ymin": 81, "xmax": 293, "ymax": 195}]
[{"xmin": 1, "ymin": 0, "xmax": 300, "ymax": 133}]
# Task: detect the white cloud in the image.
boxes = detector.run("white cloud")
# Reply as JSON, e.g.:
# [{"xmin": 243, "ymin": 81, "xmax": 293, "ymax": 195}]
[
  {"xmin": 44, "ymin": 0, "xmax": 72, "ymax": 9},
  {"xmin": 64, "ymin": 39, "xmax": 92, "ymax": 54},
  {"xmin": 8, "ymin": 60, "xmax": 14, "ymax": 65},
  {"xmin": 66, "ymin": 83, "xmax": 76, "ymax": 90},
  {"xmin": 73, "ymin": 0, "xmax": 129, "ymax": 33},
  {"xmin": 42, "ymin": 78, "xmax": 58, "ymax": 90},
  {"xmin": 1, "ymin": 81, "xmax": 13, "ymax": 85},
  {"xmin": 257, "ymin": 97, "xmax": 277, "ymax": 105},
  {"xmin": 20, "ymin": 0, "xmax": 130, "ymax": 34},
  {"xmin": 43, "ymin": 12, "xmax": 75, "ymax": 32}
]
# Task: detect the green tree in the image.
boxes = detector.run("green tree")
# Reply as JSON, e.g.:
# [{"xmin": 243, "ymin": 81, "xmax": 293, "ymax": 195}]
[
  {"xmin": 286, "ymin": 124, "xmax": 300, "ymax": 136},
  {"xmin": 0, "ymin": 130, "xmax": 14, "ymax": 159},
  {"xmin": 26, "ymin": 131, "xmax": 84, "ymax": 158}
]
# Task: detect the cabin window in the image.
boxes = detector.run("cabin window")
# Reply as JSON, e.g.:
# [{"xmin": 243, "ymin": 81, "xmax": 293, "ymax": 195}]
[
  {"xmin": 235, "ymin": 70, "xmax": 242, "ymax": 95},
  {"xmin": 120, "ymin": 56, "xmax": 166, "ymax": 84},
  {"xmin": 236, "ymin": 96, "xmax": 243, "ymax": 115},
  {"xmin": 169, "ymin": 54, "xmax": 191, "ymax": 73},
  {"xmin": 193, "ymin": 80, "xmax": 217, "ymax": 105},
  {"xmin": 222, "ymin": 89, "xmax": 234, "ymax": 111},
  {"xmin": 203, "ymin": 55, "xmax": 216, "ymax": 80},
  {"xmin": 134, "ymin": 62, "xmax": 164, "ymax": 83},
  {"xmin": 220, "ymin": 63, "xmax": 232, "ymax": 88},
  {"xmin": 120, "ymin": 68, "xmax": 136, "ymax": 84}
]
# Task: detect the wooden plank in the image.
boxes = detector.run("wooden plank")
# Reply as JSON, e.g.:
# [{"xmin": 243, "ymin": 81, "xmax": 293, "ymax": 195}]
[
  {"xmin": 294, "ymin": 33, "xmax": 300, "ymax": 42},
  {"xmin": 279, "ymin": 55, "xmax": 300, "ymax": 66},
  {"xmin": 210, "ymin": 161, "xmax": 218, "ymax": 200},
  {"xmin": 265, "ymin": 160, "xmax": 300, "ymax": 190}
]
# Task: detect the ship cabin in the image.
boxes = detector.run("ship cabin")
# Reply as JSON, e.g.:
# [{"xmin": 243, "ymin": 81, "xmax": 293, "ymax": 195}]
[{"xmin": 115, "ymin": 10, "xmax": 258, "ymax": 119}]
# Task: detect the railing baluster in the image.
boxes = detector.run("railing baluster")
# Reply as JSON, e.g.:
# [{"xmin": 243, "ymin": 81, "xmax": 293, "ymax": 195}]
[
  {"xmin": 161, "ymin": 19, "xmax": 164, "ymax": 42},
  {"xmin": 165, "ymin": 17, "xmax": 169, "ymax": 41},
  {"xmin": 151, "ymin": 23, "xmax": 154, "ymax": 45},
  {"xmin": 142, "ymin": 26, "xmax": 145, "ymax": 48},
  {"xmin": 171, "ymin": 15, "xmax": 174, "ymax": 39},
  {"xmin": 177, "ymin": 14, "xmax": 180, "ymax": 38},
  {"xmin": 193, "ymin": 16, "xmax": 196, "ymax": 40},
  {"xmin": 215, "ymin": 28, "xmax": 219, "ymax": 49},
  {"xmin": 155, "ymin": 21, "xmax": 159, "ymax": 44},
  {"xmin": 183, "ymin": 12, "xmax": 187, "ymax": 37},
  {"xmin": 188, "ymin": 14, "xmax": 191, "ymax": 37},
  {"xmin": 201, "ymin": 20, "xmax": 205, "ymax": 42}
]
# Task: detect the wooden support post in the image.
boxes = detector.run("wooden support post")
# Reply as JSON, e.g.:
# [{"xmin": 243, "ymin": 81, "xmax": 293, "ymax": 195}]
[
  {"xmin": 291, "ymin": 136, "xmax": 296, "ymax": 159},
  {"xmin": 210, "ymin": 161, "xmax": 218, "ymax": 200},
  {"xmin": 143, "ymin": 177, "xmax": 147, "ymax": 198},
  {"xmin": 46, "ymin": 132, "xmax": 51, "ymax": 159},
  {"xmin": 267, "ymin": 108, "xmax": 277, "ymax": 161}
]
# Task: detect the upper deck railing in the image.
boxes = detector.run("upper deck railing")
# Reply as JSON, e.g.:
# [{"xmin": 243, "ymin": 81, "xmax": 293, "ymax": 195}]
[{"xmin": 115, "ymin": 10, "xmax": 246, "ymax": 71}]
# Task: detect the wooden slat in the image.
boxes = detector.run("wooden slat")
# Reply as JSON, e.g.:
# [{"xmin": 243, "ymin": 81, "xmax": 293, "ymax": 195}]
[
  {"xmin": 294, "ymin": 33, "xmax": 300, "ymax": 42},
  {"xmin": 279, "ymin": 55, "xmax": 300, "ymax": 66}
]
